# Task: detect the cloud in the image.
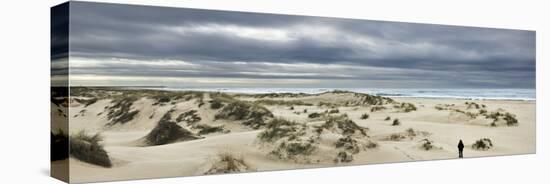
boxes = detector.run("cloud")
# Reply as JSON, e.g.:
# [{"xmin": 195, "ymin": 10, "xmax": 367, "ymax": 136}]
[{"xmin": 66, "ymin": 2, "xmax": 536, "ymax": 88}]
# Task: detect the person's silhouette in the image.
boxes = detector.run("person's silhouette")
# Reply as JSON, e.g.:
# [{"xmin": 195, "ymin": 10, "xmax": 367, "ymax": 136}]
[{"xmin": 458, "ymin": 140, "xmax": 464, "ymax": 158}]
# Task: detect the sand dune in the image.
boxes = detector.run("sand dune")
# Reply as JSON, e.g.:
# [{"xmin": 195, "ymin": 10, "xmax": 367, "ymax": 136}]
[{"xmin": 64, "ymin": 88, "xmax": 535, "ymax": 183}]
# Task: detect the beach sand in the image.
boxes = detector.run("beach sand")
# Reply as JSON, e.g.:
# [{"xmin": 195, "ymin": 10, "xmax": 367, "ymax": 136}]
[{"xmin": 62, "ymin": 88, "xmax": 535, "ymax": 183}]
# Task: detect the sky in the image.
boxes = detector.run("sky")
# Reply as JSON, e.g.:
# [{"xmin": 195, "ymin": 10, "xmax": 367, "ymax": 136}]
[{"xmin": 54, "ymin": 1, "xmax": 536, "ymax": 88}]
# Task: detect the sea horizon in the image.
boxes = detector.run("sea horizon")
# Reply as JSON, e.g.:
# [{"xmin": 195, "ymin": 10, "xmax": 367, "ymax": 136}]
[{"xmin": 126, "ymin": 87, "xmax": 536, "ymax": 101}]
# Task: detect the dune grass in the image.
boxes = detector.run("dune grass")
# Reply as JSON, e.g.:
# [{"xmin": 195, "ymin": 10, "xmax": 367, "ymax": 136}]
[
  {"xmin": 335, "ymin": 136, "xmax": 362, "ymax": 154},
  {"xmin": 420, "ymin": 139, "xmax": 435, "ymax": 150},
  {"xmin": 69, "ymin": 130, "xmax": 112, "ymax": 167},
  {"xmin": 256, "ymin": 118, "xmax": 318, "ymax": 161},
  {"xmin": 215, "ymin": 100, "xmax": 273, "ymax": 129},
  {"xmin": 328, "ymin": 109, "xmax": 340, "ymax": 114},
  {"xmin": 387, "ymin": 133, "xmax": 406, "ymax": 141},
  {"xmin": 334, "ymin": 151, "xmax": 354, "ymax": 163},
  {"xmin": 205, "ymin": 151, "xmax": 251, "ymax": 175},
  {"xmin": 194, "ymin": 124, "xmax": 227, "ymax": 135},
  {"xmin": 360, "ymin": 113, "xmax": 369, "ymax": 120},
  {"xmin": 270, "ymin": 140, "xmax": 317, "ymax": 160},
  {"xmin": 209, "ymin": 99, "xmax": 224, "ymax": 109},
  {"xmin": 322, "ymin": 115, "xmax": 367, "ymax": 136},
  {"xmin": 395, "ymin": 102, "xmax": 417, "ymax": 112},
  {"xmin": 258, "ymin": 118, "xmax": 305, "ymax": 142},
  {"xmin": 144, "ymin": 112, "xmax": 201, "ymax": 146},
  {"xmin": 308, "ymin": 112, "xmax": 322, "ymax": 119},
  {"xmin": 106, "ymin": 97, "xmax": 139, "ymax": 126},
  {"xmin": 175, "ymin": 110, "xmax": 202, "ymax": 125},
  {"xmin": 392, "ymin": 119, "xmax": 401, "ymax": 126},
  {"xmin": 371, "ymin": 106, "xmax": 387, "ymax": 112},
  {"xmin": 472, "ymin": 138, "xmax": 493, "ymax": 150}
]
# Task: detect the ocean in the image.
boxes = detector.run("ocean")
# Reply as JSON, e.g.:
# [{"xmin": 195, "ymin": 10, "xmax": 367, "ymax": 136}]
[{"xmin": 143, "ymin": 87, "xmax": 536, "ymax": 101}]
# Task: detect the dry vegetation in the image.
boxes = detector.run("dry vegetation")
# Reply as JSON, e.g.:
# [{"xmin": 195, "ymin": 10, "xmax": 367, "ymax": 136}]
[
  {"xmin": 194, "ymin": 124, "xmax": 228, "ymax": 135},
  {"xmin": 320, "ymin": 115, "xmax": 368, "ymax": 136},
  {"xmin": 105, "ymin": 97, "xmax": 139, "ymax": 126},
  {"xmin": 384, "ymin": 128, "xmax": 429, "ymax": 141},
  {"xmin": 419, "ymin": 139, "xmax": 437, "ymax": 150},
  {"xmin": 215, "ymin": 101, "xmax": 274, "ymax": 129},
  {"xmin": 435, "ymin": 102, "xmax": 519, "ymax": 127},
  {"xmin": 144, "ymin": 111, "xmax": 201, "ymax": 146},
  {"xmin": 176, "ymin": 110, "xmax": 202, "ymax": 125},
  {"xmin": 394, "ymin": 102, "xmax": 417, "ymax": 112},
  {"xmin": 472, "ymin": 138, "xmax": 493, "ymax": 150},
  {"xmin": 392, "ymin": 119, "xmax": 401, "ymax": 126},
  {"xmin": 70, "ymin": 131, "xmax": 112, "ymax": 167},
  {"xmin": 360, "ymin": 113, "xmax": 369, "ymax": 120},
  {"xmin": 256, "ymin": 118, "xmax": 318, "ymax": 161},
  {"xmin": 205, "ymin": 152, "xmax": 252, "ymax": 175}
]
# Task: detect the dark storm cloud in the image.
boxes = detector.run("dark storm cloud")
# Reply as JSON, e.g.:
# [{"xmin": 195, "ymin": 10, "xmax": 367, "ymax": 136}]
[
  {"xmin": 67, "ymin": 1, "xmax": 536, "ymax": 88},
  {"xmin": 51, "ymin": 3, "xmax": 69, "ymax": 61},
  {"xmin": 51, "ymin": 2, "xmax": 69, "ymax": 87}
]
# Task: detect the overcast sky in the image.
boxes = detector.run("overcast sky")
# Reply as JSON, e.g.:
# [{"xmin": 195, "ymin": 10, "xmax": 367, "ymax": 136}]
[{"xmin": 63, "ymin": 1, "xmax": 536, "ymax": 88}]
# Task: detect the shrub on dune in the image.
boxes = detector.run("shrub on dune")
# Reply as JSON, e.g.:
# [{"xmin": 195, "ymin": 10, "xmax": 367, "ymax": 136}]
[
  {"xmin": 406, "ymin": 128, "xmax": 417, "ymax": 137},
  {"xmin": 257, "ymin": 118, "xmax": 318, "ymax": 161},
  {"xmin": 258, "ymin": 118, "xmax": 304, "ymax": 142},
  {"xmin": 360, "ymin": 113, "xmax": 369, "ymax": 120},
  {"xmin": 215, "ymin": 101, "xmax": 273, "ymax": 129},
  {"xmin": 195, "ymin": 124, "xmax": 228, "ymax": 135},
  {"xmin": 334, "ymin": 136, "xmax": 362, "ymax": 154},
  {"xmin": 270, "ymin": 140, "xmax": 317, "ymax": 160},
  {"xmin": 366, "ymin": 140, "xmax": 378, "ymax": 148},
  {"xmin": 144, "ymin": 112, "xmax": 201, "ymax": 146},
  {"xmin": 175, "ymin": 110, "xmax": 202, "ymax": 125},
  {"xmin": 479, "ymin": 109, "xmax": 487, "ymax": 115},
  {"xmin": 472, "ymin": 138, "xmax": 493, "ymax": 150},
  {"xmin": 465, "ymin": 102, "xmax": 481, "ymax": 109},
  {"xmin": 503, "ymin": 112, "xmax": 518, "ymax": 126},
  {"xmin": 69, "ymin": 131, "xmax": 112, "ymax": 167},
  {"xmin": 392, "ymin": 119, "xmax": 401, "ymax": 126},
  {"xmin": 387, "ymin": 133, "xmax": 406, "ymax": 141},
  {"xmin": 354, "ymin": 92, "xmax": 394, "ymax": 106},
  {"xmin": 485, "ymin": 111, "xmax": 519, "ymax": 127},
  {"xmin": 385, "ymin": 116, "xmax": 391, "ymax": 121},
  {"xmin": 420, "ymin": 139, "xmax": 435, "ymax": 150},
  {"xmin": 151, "ymin": 95, "xmax": 171, "ymax": 105},
  {"xmin": 106, "ymin": 97, "xmax": 139, "ymax": 126},
  {"xmin": 398, "ymin": 102, "xmax": 417, "ymax": 112},
  {"xmin": 322, "ymin": 115, "xmax": 367, "ymax": 136},
  {"xmin": 370, "ymin": 106, "xmax": 387, "ymax": 112},
  {"xmin": 210, "ymin": 92, "xmax": 237, "ymax": 103},
  {"xmin": 205, "ymin": 152, "xmax": 251, "ymax": 175},
  {"xmin": 308, "ymin": 112, "xmax": 322, "ymax": 119},
  {"xmin": 328, "ymin": 109, "xmax": 339, "ymax": 114},
  {"xmin": 386, "ymin": 128, "xmax": 428, "ymax": 142},
  {"xmin": 209, "ymin": 99, "xmax": 224, "ymax": 109},
  {"xmin": 334, "ymin": 151, "xmax": 354, "ymax": 163}
]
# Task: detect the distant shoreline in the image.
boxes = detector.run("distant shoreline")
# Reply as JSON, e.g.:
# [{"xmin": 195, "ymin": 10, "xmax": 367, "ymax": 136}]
[{"xmin": 68, "ymin": 86, "xmax": 536, "ymax": 101}]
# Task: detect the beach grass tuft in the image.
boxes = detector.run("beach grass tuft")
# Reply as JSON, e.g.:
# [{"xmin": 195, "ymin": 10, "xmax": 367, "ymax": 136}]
[{"xmin": 70, "ymin": 130, "xmax": 112, "ymax": 167}]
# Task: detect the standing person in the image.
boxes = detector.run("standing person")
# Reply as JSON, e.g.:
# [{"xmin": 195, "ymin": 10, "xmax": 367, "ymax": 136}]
[{"xmin": 458, "ymin": 140, "xmax": 464, "ymax": 158}]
